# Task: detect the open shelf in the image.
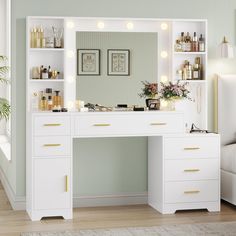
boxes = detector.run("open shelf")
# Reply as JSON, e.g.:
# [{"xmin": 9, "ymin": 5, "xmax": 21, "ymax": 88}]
[
  {"xmin": 29, "ymin": 79, "xmax": 64, "ymax": 82},
  {"xmin": 174, "ymin": 79, "xmax": 206, "ymax": 83},
  {"xmin": 173, "ymin": 52, "xmax": 206, "ymax": 55},
  {"xmin": 29, "ymin": 48, "xmax": 64, "ymax": 52}
]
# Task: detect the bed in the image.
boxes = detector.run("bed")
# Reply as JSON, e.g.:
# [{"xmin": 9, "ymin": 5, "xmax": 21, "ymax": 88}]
[{"xmin": 218, "ymin": 74, "xmax": 236, "ymax": 204}]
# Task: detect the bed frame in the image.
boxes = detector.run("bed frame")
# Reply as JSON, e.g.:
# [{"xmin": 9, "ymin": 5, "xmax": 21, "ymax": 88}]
[{"xmin": 217, "ymin": 74, "xmax": 236, "ymax": 205}]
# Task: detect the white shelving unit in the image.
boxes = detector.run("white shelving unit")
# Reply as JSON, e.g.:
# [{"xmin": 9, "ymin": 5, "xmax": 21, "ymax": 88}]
[
  {"xmin": 171, "ymin": 20, "xmax": 207, "ymax": 130},
  {"xmin": 26, "ymin": 17, "xmax": 72, "ymax": 221},
  {"xmin": 26, "ymin": 17, "xmax": 65, "ymax": 112}
]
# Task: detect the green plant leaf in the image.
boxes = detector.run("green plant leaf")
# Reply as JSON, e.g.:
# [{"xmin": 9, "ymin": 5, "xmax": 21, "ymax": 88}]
[{"xmin": 0, "ymin": 98, "xmax": 10, "ymax": 120}]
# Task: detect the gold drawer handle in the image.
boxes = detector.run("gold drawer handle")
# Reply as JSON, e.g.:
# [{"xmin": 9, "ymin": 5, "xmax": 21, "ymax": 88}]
[
  {"xmin": 184, "ymin": 190, "xmax": 200, "ymax": 194},
  {"xmin": 184, "ymin": 147, "xmax": 200, "ymax": 151},
  {"xmin": 184, "ymin": 169, "xmax": 200, "ymax": 172},
  {"xmin": 43, "ymin": 144, "xmax": 61, "ymax": 147},
  {"xmin": 65, "ymin": 175, "xmax": 69, "ymax": 192},
  {"xmin": 44, "ymin": 123, "xmax": 61, "ymax": 126},
  {"xmin": 93, "ymin": 124, "xmax": 111, "ymax": 127},
  {"xmin": 150, "ymin": 122, "xmax": 167, "ymax": 126}
]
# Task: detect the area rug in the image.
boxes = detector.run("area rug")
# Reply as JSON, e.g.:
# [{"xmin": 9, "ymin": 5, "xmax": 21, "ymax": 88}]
[{"xmin": 21, "ymin": 221, "xmax": 236, "ymax": 236}]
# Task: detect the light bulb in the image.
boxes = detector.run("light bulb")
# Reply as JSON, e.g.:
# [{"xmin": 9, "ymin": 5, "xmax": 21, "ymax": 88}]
[
  {"xmin": 161, "ymin": 51, "xmax": 168, "ymax": 58},
  {"xmin": 67, "ymin": 50, "xmax": 74, "ymax": 58},
  {"xmin": 67, "ymin": 76, "xmax": 75, "ymax": 83},
  {"xmin": 67, "ymin": 101, "xmax": 74, "ymax": 109},
  {"xmin": 161, "ymin": 75, "xmax": 168, "ymax": 83},
  {"xmin": 67, "ymin": 21, "xmax": 75, "ymax": 29},
  {"xmin": 126, "ymin": 22, "xmax": 134, "ymax": 30},
  {"xmin": 161, "ymin": 23, "xmax": 168, "ymax": 30},
  {"xmin": 97, "ymin": 21, "xmax": 105, "ymax": 29}
]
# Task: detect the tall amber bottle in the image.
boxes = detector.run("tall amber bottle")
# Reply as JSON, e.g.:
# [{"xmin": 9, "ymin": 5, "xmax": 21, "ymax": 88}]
[{"xmin": 53, "ymin": 90, "xmax": 62, "ymax": 107}]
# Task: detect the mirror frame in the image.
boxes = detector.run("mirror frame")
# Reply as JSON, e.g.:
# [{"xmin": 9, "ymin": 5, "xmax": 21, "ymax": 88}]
[{"xmin": 63, "ymin": 17, "xmax": 172, "ymax": 110}]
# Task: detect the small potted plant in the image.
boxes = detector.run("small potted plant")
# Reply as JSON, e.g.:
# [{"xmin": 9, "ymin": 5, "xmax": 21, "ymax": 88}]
[
  {"xmin": 138, "ymin": 81, "xmax": 159, "ymax": 109},
  {"xmin": 0, "ymin": 56, "xmax": 10, "ymax": 120},
  {"xmin": 159, "ymin": 81, "xmax": 191, "ymax": 110}
]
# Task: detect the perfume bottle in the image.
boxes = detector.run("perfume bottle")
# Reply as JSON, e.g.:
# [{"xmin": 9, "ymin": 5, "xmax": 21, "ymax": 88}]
[
  {"xmin": 31, "ymin": 92, "xmax": 39, "ymax": 111},
  {"xmin": 199, "ymin": 34, "xmax": 205, "ymax": 52},
  {"xmin": 53, "ymin": 90, "xmax": 62, "ymax": 107},
  {"xmin": 191, "ymin": 32, "xmax": 199, "ymax": 52},
  {"xmin": 47, "ymin": 96, "xmax": 53, "ymax": 110},
  {"xmin": 193, "ymin": 63, "xmax": 200, "ymax": 80},
  {"xmin": 40, "ymin": 96, "xmax": 48, "ymax": 111},
  {"xmin": 180, "ymin": 32, "xmax": 185, "ymax": 52},
  {"xmin": 175, "ymin": 40, "xmax": 182, "ymax": 52},
  {"xmin": 42, "ymin": 67, "xmax": 48, "ymax": 79},
  {"xmin": 185, "ymin": 32, "xmax": 192, "ymax": 52}
]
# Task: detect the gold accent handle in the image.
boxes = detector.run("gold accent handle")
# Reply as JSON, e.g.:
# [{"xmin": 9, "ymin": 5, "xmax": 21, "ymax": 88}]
[
  {"xmin": 184, "ymin": 169, "xmax": 200, "ymax": 172},
  {"xmin": 44, "ymin": 124, "xmax": 61, "ymax": 126},
  {"xmin": 93, "ymin": 124, "xmax": 111, "ymax": 127},
  {"xmin": 43, "ymin": 144, "xmax": 61, "ymax": 147},
  {"xmin": 184, "ymin": 190, "xmax": 200, "ymax": 194},
  {"xmin": 150, "ymin": 122, "xmax": 167, "ymax": 126},
  {"xmin": 65, "ymin": 175, "xmax": 69, "ymax": 192},
  {"xmin": 184, "ymin": 147, "xmax": 200, "ymax": 151}
]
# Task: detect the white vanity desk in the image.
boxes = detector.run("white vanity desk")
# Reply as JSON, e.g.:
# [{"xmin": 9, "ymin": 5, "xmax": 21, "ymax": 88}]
[
  {"xmin": 26, "ymin": 17, "xmax": 220, "ymax": 221},
  {"xmin": 27, "ymin": 110, "xmax": 220, "ymax": 221}
]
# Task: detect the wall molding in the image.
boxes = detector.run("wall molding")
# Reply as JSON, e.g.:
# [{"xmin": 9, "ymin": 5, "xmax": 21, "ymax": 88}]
[
  {"xmin": 0, "ymin": 166, "xmax": 26, "ymax": 210},
  {"xmin": 0, "ymin": 169, "xmax": 148, "ymax": 211}
]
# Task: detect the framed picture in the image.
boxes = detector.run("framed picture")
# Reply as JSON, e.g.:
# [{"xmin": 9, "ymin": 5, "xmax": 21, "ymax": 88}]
[
  {"xmin": 77, "ymin": 49, "xmax": 100, "ymax": 75},
  {"xmin": 107, "ymin": 49, "xmax": 130, "ymax": 76},
  {"xmin": 147, "ymin": 99, "xmax": 160, "ymax": 110}
]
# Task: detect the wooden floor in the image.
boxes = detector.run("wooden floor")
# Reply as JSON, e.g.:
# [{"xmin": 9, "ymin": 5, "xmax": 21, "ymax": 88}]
[{"xmin": 1, "ymin": 183, "xmax": 236, "ymax": 236}]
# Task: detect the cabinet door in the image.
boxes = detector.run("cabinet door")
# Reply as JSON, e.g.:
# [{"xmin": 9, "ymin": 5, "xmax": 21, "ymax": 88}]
[{"xmin": 33, "ymin": 158, "xmax": 71, "ymax": 210}]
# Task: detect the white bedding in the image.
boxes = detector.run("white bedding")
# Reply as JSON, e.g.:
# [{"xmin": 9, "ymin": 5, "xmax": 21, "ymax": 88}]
[{"xmin": 221, "ymin": 144, "xmax": 236, "ymax": 174}]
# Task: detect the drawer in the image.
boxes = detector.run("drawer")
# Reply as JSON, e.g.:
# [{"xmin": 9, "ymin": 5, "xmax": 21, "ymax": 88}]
[
  {"xmin": 164, "ymin": 136, "xmax": 219, "ymax": 159},
  {"xmin": 34, "ymin": 116, "xmax": 71, "ymax": 136},
  {"xmin": 74, "ymin": 112, "xmax": 184, "ymax": 137},
  {"xmin": 165, "ymin": 159, "xmax": 219, "ymax": 181},
  {"xmin": 165, "ymin": 180, "xmax": 219, "ymax": 203},
  {"xmin": 34, "ymin": 136, "xmax": 71, "ymax": 157}
]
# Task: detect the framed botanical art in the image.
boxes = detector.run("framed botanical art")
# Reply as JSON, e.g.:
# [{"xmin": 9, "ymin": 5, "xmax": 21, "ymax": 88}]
[
  {"xmin": 77, "ymin": 49, "xmax": 100, "ymax": 75},
  {"xmin": 107, "ymin": 49, "xmax": 130, "ymax": 76}
]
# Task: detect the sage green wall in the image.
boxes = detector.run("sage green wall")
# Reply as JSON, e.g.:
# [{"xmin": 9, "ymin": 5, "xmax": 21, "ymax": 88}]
[
  {"xmin": 76, "ymin": 32, "xmax": 158, "ymax": 107},
  {"xmin": 8, "ymin": 0, "xmax": 236, "ymax": 197}
]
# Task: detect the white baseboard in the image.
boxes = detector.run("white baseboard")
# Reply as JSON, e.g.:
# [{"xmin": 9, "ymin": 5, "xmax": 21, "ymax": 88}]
[
  {"xmin": 0, "ymin": 166, "xmax": 26, "ymax": 210},
  {"xmin": 0, "ymin": 169, "xmax": 148, "ymax": 211},
  {"xmin": 73, "ymin": 192, "xmax": 148, "ymax": 208}
]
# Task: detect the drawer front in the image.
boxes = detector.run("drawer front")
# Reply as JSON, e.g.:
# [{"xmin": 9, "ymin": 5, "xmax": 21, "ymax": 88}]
[
  {"xmin": 165, "ymin": 159, "xmax": 219, "ymax": 181},
  {"xmin": 34, "ymin": 136, "xmax": 71, "ymax": 157},
  {"xmin": 135, "ymin": 113, "xmax": 184, "ymax": 134},
  {"xmin": 164, "ymin": 136, "xmax": 219, "ymax": 159},
  {"xmin": 165, "ymin": 180, "xmax": 219, "ymax": 203},
  {"xmin": 74, "ymin": 113, "xmax": 184, "ymax": 137},
  {"xmin": 34, "ymin": 116, "xmax": 71, "ymax": 136}
]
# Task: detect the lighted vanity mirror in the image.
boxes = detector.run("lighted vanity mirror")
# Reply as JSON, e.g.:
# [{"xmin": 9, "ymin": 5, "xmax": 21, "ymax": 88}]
[
  {"xmin": 64, "ymin": 18, "xmax": 171, "ymax": 110},
  {"xmin": 76, "ymin": 32, "xmax": 158, "ymax": 107}
]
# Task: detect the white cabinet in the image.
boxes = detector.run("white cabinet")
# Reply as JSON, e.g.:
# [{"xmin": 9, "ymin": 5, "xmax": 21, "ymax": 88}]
[
  {"xmin": 148, "ymin": 133, "xmax": 220, "ymax": 214},
  {"xmin": 34, "ymin": 158, "xmax": 71, "ymax": 210},
  {"xmin": 27, "ymin": 113, "xmax": 72, "ymax": 221}
]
